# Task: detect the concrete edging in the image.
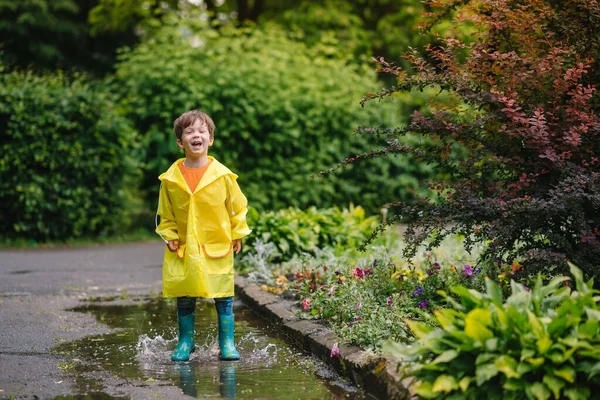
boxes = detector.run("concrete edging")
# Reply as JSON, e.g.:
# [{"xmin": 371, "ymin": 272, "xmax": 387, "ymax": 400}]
[{"xmin": 234, "ymin": 275, "xmax": 412, "ymax": 400}]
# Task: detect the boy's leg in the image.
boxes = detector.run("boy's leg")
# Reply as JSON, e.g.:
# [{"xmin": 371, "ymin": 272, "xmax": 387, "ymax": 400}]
[
  {"xmin": 177, "ymin": 296, "xmax": 196, "ymax": 316},
  {"xmin": 172, "ymin": 296, "xmax": 197, "ymax": 361},
  {"xmin": 214, "ymin": 297, "xmax": 240, "ymax": 360}
]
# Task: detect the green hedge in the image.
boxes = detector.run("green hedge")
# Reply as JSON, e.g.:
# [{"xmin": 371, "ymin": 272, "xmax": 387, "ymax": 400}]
[
  {"xmin": 0, "ymin": 70, "xmax": 140, "ymax": 241},
  {"xmin": 114, "ymin": 25, "xmax": 431, "ymax": 214}
]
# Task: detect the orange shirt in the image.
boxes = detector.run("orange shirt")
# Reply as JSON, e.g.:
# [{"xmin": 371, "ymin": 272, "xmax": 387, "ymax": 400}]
[{"xmin": 178, "ymin": 159, "xmax": 212, "ymax": 192}]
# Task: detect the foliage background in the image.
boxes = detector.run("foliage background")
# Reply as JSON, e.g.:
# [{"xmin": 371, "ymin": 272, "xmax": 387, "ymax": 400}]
[
  {"xmin": 0, "ymin": 0, "xmax": 440, "ymax": 241},
  {"xmin": 0, "ymin": 69, "xmax": 140, "ymax": 241},
  {"xmin": 114, "ymin": 24, "xmax": 432, "ymax": 214}
]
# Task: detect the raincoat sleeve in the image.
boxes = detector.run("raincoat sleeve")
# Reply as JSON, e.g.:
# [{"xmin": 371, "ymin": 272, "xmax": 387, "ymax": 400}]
[
  {"xmin": 226, "ymin": 176, "xmax": 252, "ymax": 240},
  {"xmin": 156, "ymin": 182, "xmax": 179, "ymax": 242}
]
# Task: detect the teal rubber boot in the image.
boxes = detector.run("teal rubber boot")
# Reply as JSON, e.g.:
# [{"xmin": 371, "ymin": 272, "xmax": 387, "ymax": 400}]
[
  {"xmin": 171, "ymin": 313, "xmax": 195, "ymax": 361},
  {"xmin": 217, "ymin": 314, "xmax": 240, "ymax": 361}
]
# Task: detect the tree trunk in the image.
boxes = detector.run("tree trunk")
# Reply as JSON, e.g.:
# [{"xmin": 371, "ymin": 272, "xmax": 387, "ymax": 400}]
[
  {"xmin": 237, "ymin": 0, "xmax": 249, "ymax": 23},
  {"xmin": 248, "ymin": 0, "xmax": 263, "ymax": 21}
]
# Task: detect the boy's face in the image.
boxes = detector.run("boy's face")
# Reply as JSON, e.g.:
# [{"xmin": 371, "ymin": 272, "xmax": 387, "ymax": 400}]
[{"xmin": 177, "ymin": 118, "xmax": 214, "ymax": 159}]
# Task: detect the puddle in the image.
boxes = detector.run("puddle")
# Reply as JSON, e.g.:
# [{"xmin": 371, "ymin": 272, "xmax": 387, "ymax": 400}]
[{"xmin": 56, "ymin": 298, "xmax": 367, "ymax": 399}]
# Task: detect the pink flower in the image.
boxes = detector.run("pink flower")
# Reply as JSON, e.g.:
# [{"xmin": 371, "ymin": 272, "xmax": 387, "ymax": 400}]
[
  {"xmin": 352, "ymin": 267, "xmax": 364, "ymax": 279},
  {"xmin": 301, "ymin": 298, "xmax": 311, "ymax": 311},
  {"xmin": 386, "ymin": 296, "xmax": 393, "ymax": 307},
  {"xmin": 355, "ymin": 301, "xmax": 362, "ymax": 310},
  {"xmin": 330, "ymin": 342, "xmax": 340, "ymax": 357}
]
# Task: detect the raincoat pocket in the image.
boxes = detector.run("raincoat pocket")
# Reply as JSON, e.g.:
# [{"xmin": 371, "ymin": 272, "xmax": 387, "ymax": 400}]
[
  {"xmin": 164, "ymin": 248, "xmax": 187, "ymax": 279},
  {"xmin": 201, "ymin": 243, "xmax": 233, "ymax": 275},
  {"xmin": 202, "ymin": 243, "xmax": 232, "ymax": 258}
]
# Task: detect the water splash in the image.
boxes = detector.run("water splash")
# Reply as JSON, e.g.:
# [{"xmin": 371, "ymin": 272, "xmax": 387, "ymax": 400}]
[{"xmin": 58, "ymin": 300, "xmax": 367, "ymax": 399}]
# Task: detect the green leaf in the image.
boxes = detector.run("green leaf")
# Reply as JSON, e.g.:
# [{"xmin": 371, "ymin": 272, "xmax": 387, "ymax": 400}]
[
  {"xmin": 434, "ymin": 309, "xmax": 459, "ymax": 331},
  {"xmin": 407, "ymin": 320, "xmax": 435, "ymax": 339},
  {"xmin": 412, "ymin": 381, "xmax": 437, "ymax": 399},
  {"xmin": 547, "ymin": 315, "xmax": 569, "ymax": 336},
  {"xmin": 585, "ymin": 308, "xmax": 600, "ymax": 322},
  {"xmin": 520, "ymin": 349, "xmax": 536, "ymax": 361},
  {"xmin": 475, "ymin": 353, "xmax": 496, "ymax": 365},
  {"xmin": 536, "ymin": 334, "xmax": 552, "ymax": 354},
  {"xmin": 527, "ymin": 382, "xmax": 551, "ymax": 400},
  {"xmin": 432, "ymin": 375, "xmax": 459, "ymax": 393},
  {"xmin": 568, "ymin": 262, "xmax": 584, "ymax": 292},
  {"xmin": 527, "ymin": 309, "xmax": 544, "ymax": 337},
  {"xmin": 464, "ymin": 309, "xmax": 493, "ymax": 343},
  {"xmin": 578, "ymin": 320, "xmax": 598, "ymax": 339},
  {"xmin": 485, "ymin": 337, "xmax": 499, "ymax": 351},
  {"xmin": 553, "ymin": 366, "xmax": 576, "ymax": 383},
  {"xmin": 516, "ymin": 361, "xmax": 534, "ymax": 377},
  {"xmin": 491, "ymin": 305, "xmax": 509, "ymax": 331},
  {"xmin": 526, "ymin": 357, "xmax": 545, "ymax": 367},
  {"xmin": 494, "ymin": 355, "xmax": 520, "ymax": 378},
  {"xmin": 503, "ymin": 378, "xmax": 526, "ymax": 391},
  {"xmin": 458, "ymin": 376, "xmax": 472, "ymax": 392},
  {"xmin": 452, "ymin": 286, "xmax": 484, "ymax": 308},
  {"xmin": 542, "ymin": 375, "xmax": 565, "ymax": 399},
  {"xmin": 564, "ymin": 386, "xmax": 591, "ymax": 400},
  {"xmin": 432, "ymin": 350, "xmax": 459, "ymax": 365},
  {"xmin": 475, "ymin": 362, "xmax": 499, "ymax": 385},
  {"xmin": 485, "ymin": 277, "xmax": 503, "ymax": 307},
  {"xmin": 587, "ymin": 361, "xmax": 600, "ymax": 379}
]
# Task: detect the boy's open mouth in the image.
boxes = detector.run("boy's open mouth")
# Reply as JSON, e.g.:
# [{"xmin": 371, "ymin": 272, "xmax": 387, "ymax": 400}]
[{"xmin": 191, "ymin": 140, "xmax": 203, "ymax": 146}]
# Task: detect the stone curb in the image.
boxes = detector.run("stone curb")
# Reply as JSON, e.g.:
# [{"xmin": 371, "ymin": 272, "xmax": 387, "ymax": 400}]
[{"xmin": 235, "ymin": 275, "xmax": 413, "ymax": 400}]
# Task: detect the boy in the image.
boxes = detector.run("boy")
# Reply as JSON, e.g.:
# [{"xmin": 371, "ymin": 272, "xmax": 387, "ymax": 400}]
[{"xmin": 156, "ymin": 110, "xmax": 251, "ymax": 362}]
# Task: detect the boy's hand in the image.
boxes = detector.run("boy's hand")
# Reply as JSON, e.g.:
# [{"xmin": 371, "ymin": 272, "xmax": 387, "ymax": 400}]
[
  {"xmin": 232, "ymin": 239, "xmax": 242, "ymax": 254},
  {"xmin": 167, "ymin": 239, "xmax": 179, "ymax": 252}
]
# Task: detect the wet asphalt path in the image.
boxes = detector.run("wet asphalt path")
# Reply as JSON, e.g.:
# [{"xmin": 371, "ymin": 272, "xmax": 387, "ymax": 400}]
[{"xmin": 0, "ymin": 241, "xmax": 194, "ymax": 399}]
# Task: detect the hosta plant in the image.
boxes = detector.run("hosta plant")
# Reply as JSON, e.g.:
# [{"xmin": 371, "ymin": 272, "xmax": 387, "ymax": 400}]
[{"xmin": 384, "ymin": 263, "xmax": 600, "ymax": 400}]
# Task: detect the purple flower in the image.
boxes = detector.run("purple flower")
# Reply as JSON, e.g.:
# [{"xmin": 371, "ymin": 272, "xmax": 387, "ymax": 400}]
[
  {"xmin": 363, "ymin": 268, "xmax": 373, "ymax": 276},
  {"xmin": 412, "ymin": 286, "xmax": 424, "ymax": 297},
  {"xmin": 330, "ymin": 342, "xmax": 340, "ymax": 357},
  {"xmin": 386, "ymin": 296, "xmax": 393, "ymax": 307},
  {"xmin": 474, "ymin": 267, "xmax": 482, "ymax": 275},
  {"xmin": 464, "ymin": 264, "xmax": 473, "ymax": 276},
  {"xmin": 523, "ymin": 285, "xmax": 531, "ymax": 292},
  {"xmin": 428, "ymin": 262, "xmax": 442, "ymax": 276},
  {"xmin": 417, "ymin": 300, "xmax": 430, "ymax": 309}
]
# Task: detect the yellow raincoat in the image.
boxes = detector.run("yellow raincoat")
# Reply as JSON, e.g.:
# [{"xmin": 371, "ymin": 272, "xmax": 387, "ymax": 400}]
[{"xmin": 156, "ymin": 157, "xmax": 251, "ymax": 298}]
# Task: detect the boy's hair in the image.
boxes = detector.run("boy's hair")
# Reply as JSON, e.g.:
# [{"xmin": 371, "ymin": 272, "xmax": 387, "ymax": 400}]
[{"xmin": 173, "ymin": 110, "xmax": 216, "ymax": 140}]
